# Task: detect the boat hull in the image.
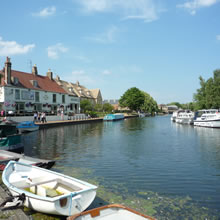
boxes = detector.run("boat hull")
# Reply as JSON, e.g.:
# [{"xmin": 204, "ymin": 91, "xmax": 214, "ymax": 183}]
[
  {"xmin": 103, "ymin": 114, "xmax": 124, "ymax": 121},
  {"xmin": 67, "ymin": 204, "xmax": 155, "ymax": 220},
  {"xmin": 194, "ymin": 120, "xmax": 220, "ymax": 128},
  {"xmin": 17, "ymin": 121, "xmax": 39, "ymax": 133},
  {"xmin": 2, "ymin": 161, "xmax": 97, "ymax": 216},
  {"xmin": 0, "ymin": 135, "xmax": 24, "ymax": 152}
]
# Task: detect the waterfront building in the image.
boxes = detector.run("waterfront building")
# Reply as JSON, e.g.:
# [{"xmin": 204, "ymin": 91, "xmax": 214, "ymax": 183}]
[
  {"xmin": 0, "ymin": 57, "xmax": 80, "ymax": 115},
  {"xmin": 55, "ymin": 76, "xmax": 103, "ymax": 105}
]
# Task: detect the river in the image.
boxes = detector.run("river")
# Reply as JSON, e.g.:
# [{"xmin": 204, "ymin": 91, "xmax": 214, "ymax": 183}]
[{"xmin": 22, "ymin": 115, "xmax": 220, "ymax": 219}]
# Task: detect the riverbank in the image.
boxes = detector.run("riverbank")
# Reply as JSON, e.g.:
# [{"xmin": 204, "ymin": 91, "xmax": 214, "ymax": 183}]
[{"xmin": 31, "ymin": 114, "xmax": 138, "ymax": 129}]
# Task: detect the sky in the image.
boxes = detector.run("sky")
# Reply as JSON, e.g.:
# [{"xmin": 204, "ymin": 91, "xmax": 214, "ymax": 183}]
[{"xmin": 0, "ymin": 0, "xmax": 220, "ymax": 104}]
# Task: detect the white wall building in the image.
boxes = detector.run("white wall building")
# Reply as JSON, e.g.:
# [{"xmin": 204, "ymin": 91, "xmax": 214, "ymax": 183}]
[{"xmin": 0, "ymin": 57, "xmax": 80, "ymax": 115}]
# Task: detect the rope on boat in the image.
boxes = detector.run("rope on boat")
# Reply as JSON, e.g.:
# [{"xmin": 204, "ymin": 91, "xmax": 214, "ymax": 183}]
[
  {"xmin": 69, "ymin": 192, "xmax": 73, "ymax": 216},
  {"xmin": 0, "ymin": 193, "xmax": 26, "ymax": 210}
]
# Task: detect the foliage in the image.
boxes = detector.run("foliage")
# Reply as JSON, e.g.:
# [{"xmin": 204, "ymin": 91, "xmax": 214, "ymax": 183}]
[
  {"xmin": 87, "ymin": 111, "xmax": 98, "ymax": 118},
  {"xmin": 119, "ymin": 87, "xmax": 145, "ymax": 112},
  {"xmin": 103, "ymin": 103, "xmax": 114, "ymax": 113},
  {"xmin": 94, "ymin": 103, "xmax": 103, "ymax": 112},
  {"xmin": 194, "ymin": 69, "xmax": 220, "ymax": 109},
  {"xmin": 140, "ymin": 91, "xmax": 158, "ymax": 114},
  {"xmin": 80, "ymin": 99, "xmax": 93, "ymax": 113}
]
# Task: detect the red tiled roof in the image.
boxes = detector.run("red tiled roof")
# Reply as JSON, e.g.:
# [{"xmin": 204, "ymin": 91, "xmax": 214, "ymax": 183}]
[{"xmin": 0, "ymin": 70, "xmax": 67, "ymax": 94}]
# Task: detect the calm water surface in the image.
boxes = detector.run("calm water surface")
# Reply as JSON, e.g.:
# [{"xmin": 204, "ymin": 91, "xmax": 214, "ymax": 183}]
[{"xmin": 22, "ymin": 116, "xmax": 220, "ymax": 219}]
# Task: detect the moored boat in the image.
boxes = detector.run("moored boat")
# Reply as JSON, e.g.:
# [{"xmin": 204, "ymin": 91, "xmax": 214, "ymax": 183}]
[
  {"xmin": 67, "ymin": 204, "xmax": 156, "ymax": 220},
  {"xmin": 0, "ymin": 121, "xmax": 23, "ymax": 152},
  {"xmin": 175, "ymin": 110, "xmax": 194, "ymax": 125},
  {"xmin": 2, "ymin": 161, "xmax": 97, "ymax": 216},
  {"xmin": 0, "ymin": 150, "xmax": 55, "ymax": 171},
  {"xmin": 17, "ymin": 121, "xmax": 39, "ymax": 133},
  {"xmin": 103, "ymin": 113, "xmax": 124, "ymax": 121},
  {"xmin": 194, "ymin": 109, "xmax": 220, "ymax": 128}
]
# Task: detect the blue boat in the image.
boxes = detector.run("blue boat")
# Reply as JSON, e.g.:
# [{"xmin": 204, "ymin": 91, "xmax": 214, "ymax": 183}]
[
  {"xmin": 17, "ymin": 121, "xmax": 39, "ymax": 133},
  {"xmin": 103, "ymin": 113, "xmax": 125, "ymax": 121},
  {"xmin": 0, "ymin": 121, "xmax": 23, "ymax": 152}
]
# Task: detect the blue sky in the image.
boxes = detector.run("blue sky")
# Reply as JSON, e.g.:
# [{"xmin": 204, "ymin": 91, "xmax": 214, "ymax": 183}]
[{"xmin": 0, "ymin": 0, "xmax": 220, "ymax": 104}]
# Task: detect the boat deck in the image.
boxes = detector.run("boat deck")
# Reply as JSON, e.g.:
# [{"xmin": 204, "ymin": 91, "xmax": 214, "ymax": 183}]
[{"xmin": 0, "ymin": 184, "xmax": 29, "ymax": 220}]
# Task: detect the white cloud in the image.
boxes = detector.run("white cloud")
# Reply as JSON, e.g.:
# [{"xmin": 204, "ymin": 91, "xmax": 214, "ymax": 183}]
[
  {"xmin": 102, "ymin": 69, "xmax": 112, "ymax": 75},
  {"xmin": 32, "ymin": 6, "xmax": 56, "ymax": 17},
  {"xmin": 78, "ymin": 0, "xmax": 159, "ymax": 22},
  {"xmin": 177, "ymin": 0, "xmax": 219, "ymax": 15},
  {"xmin": 85, "ymin": 26, "xmax": 119, "ymax": 43},
  {"xmin": 68, "ymin": 70, "xmax": 94, "ymax": 85},
  {"xmin": 217, "ymin": 35, "xmax": 220, "ymax": 41},
  {"xmin": 0, "ymin": 37, "xmax": 35, "ymax": 56},
  {"xmin": 47, "ymin": 43, "xmax": 68, "ymax": 59}
]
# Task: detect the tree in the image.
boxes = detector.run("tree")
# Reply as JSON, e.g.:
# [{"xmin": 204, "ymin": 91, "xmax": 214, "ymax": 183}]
[
  {"xmin": 140, "ymin": 91, "xmax": 158, "ymax": 114},
  {"xmin": 119, "ymin": 87, "xmax": 145, "ymax": 112},
  {"xmin": 80, "ymin": 100, "xmax": 93, "ymax": 113},
  {"xmin": 194, "ymin": 69, "xmax": 220, "ymax": 109},
  {"xmin": 103, "ymin": 103, "xmax": 114, "ymax": 113},
  {"xmin": 94, "ymin": 103, "xmax": 103, "ymax": 112}
]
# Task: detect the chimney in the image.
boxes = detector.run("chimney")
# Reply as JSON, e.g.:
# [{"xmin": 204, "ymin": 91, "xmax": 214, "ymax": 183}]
[
  {"xmin": 32, "ymin": 64, "xmax": 38, "ymax": 75},
  {"xmin": 47, "ymin": 69, "xmax": 53, "ymax": 80},
  {"xmin": 56, "ymin": 75, "xmax": 60, "ymax": 81},
  {"xmin": 5, "ymin": 57, "xmax": 12, "ymax": 84}
]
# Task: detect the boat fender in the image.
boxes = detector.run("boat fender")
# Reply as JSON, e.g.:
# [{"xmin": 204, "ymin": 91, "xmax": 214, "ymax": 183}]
[{"xmin": 0, "ymin": 193, "xmax": 26, "ymax": 210}]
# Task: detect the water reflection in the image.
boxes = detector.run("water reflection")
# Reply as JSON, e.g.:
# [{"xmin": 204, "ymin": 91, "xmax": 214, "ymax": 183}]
[{"xmin": 22, "ymin": 117, "xmax": 220, "ymax": 218}]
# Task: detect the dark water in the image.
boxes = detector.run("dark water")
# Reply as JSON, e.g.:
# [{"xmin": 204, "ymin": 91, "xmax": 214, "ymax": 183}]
[{"xmin": 22, "ymin": 116, "xmax": 220, "ymax": 219}]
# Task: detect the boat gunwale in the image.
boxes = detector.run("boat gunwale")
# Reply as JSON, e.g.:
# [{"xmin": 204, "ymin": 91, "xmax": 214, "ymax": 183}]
[{"xmin": 67, "ymin": 204, "xmax": 156, "ymax": 220}]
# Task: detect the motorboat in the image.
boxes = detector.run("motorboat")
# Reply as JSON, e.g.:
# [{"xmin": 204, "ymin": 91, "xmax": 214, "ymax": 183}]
[
  {"xmin": 2, "ymin": 161, "xmax": 97, "ymax": 216},
  {"xmin": 0, "ymin": 121, "xmax": 23, "ymax": 152},
  {"xmin": 170, "ymin": 110, "xmax": 181, "ymax": 122},
  {"xmin": 103, "ymin": 113, "xmax": 125, "ymax": 121},
  {"xmin": 17, "ymin": 121, "xmax": 39, "ymax": 133},
  {"xmin": 175, "ymin": 110, "xmax": 194, "ymax": 125},
  {"xmin": 0, "ymin": 150, "xmax": 55, "ymax": 171},
  {"xmin": 194, "ymin": 109, "xmax": 220, "ymax": 128},
  {"xmin": 67, "ymin": 204, "xmax": 156, "ymax": 220}
]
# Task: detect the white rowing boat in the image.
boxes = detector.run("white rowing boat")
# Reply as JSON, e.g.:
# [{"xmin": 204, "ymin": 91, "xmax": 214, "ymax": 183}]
[
  {"xmin": 2, "ymin": 161, "xmax": 97, "ymax": 216},
  {"xmin": 67, "ymin": 204, "xmax": 156, "ymax": 220}
]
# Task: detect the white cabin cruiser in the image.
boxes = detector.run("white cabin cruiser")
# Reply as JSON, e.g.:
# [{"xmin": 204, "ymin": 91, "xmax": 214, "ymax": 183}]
[
  {"xmin": 175, "ymin": 110, "xmax": 194, "ymax": 125},
  {"xmin": 194, "ymin": 109, "xmax": 220, "ymax": 128}
]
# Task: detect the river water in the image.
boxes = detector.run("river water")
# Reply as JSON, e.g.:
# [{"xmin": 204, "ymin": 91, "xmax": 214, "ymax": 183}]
[{"xmin": 22, "ymin": 116, "xmax": 220, "ymax": 219}]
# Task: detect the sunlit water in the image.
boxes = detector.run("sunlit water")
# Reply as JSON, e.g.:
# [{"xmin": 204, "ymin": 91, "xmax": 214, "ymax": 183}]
[{"xmin": 22, "ymin": 116, "xmax": 220, "ymax": 219}]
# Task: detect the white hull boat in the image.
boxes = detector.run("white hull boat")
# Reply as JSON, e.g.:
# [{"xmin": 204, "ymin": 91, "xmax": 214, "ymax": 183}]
[
  {"xmin": 67, "ymin": 204, "xmax": 155, "ymax": 220},
  {"xmin": 194, "ymin": 109, "xmax": 220, "ymax": 128},
  {"xmin": 2, "ymin": 161, "xmax": 97, "ymax": 216},
  {"xmin": 176, "ymin": 110, "xmax": 194, "ymax": 125}
]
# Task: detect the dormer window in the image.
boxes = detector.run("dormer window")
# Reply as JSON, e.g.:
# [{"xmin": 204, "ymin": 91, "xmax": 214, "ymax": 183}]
[
  {"xmin": 30, "ymin": 80, "xmax": 38, "ymax": 88},
  {"xmin": 12, "ymin": 77, "xmax": 19, "ymax": 85}
]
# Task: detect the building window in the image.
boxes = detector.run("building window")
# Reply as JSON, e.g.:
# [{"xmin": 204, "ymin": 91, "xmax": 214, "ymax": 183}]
[
  {"xmin": 15, "ymin": 89, "xmax": 20, "ymax": 100},
  {"xmin": 53, "ymin": 94, "xmax": 56, "ymax": 103},
  {"xmin": 35, "ymin": 92, "xmax": 40, "ymax": 102},
  {"xmin": 62, "ymin": 95, "xmax": 65, "ymax": 104}
]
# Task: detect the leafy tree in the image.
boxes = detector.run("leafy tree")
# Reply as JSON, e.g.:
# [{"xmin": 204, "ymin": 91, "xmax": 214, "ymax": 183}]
[
  {"xmin": 119, "ymin": 87, "xmax": 145, "ymax": 112},
  {"xmin": 194, "ymin": 69, "xmax": 220, "ymax": 109},
  {"xmin": 80, "ymin": 99, "xmax": 93, "ymax": 113},
  {"xmin": 94, "ymin": 103, "xmax": 103, "ymax": 112},
  {"xmin": 141, "ymin": 91, "xmax": 158, "ymax": 114},
  {"xmin": 103, "ymin": 103, "xmax": 114, "ymax": 113}
]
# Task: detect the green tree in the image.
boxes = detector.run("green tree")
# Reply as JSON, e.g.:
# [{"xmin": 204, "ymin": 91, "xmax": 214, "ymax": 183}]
[
  {"xmin": 80, "ymin": 99, "xmax": 93, "ymax": 113},
  {"xmin": 194, "ymin": 69, "xmax": 220, "ymax": 109},
  {"xmin": 94, "ymin": 103, "xmax": 103, "ymax": 112},
  {"xmin": 119, "ymin": 87, "xmax": 145, "ymax": 112},
  {"xmin": 140, "ymin": 91, "xmax": 158, "ymax": 114},
  {"xmin": 103, "ymin": 103, "xmax": 114, "ymax": 113}
]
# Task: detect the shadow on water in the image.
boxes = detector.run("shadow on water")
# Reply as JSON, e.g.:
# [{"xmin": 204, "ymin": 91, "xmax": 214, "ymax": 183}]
[{"xmin": 21, "ymin": 117, "xmax": 220, "ymax": 219}]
